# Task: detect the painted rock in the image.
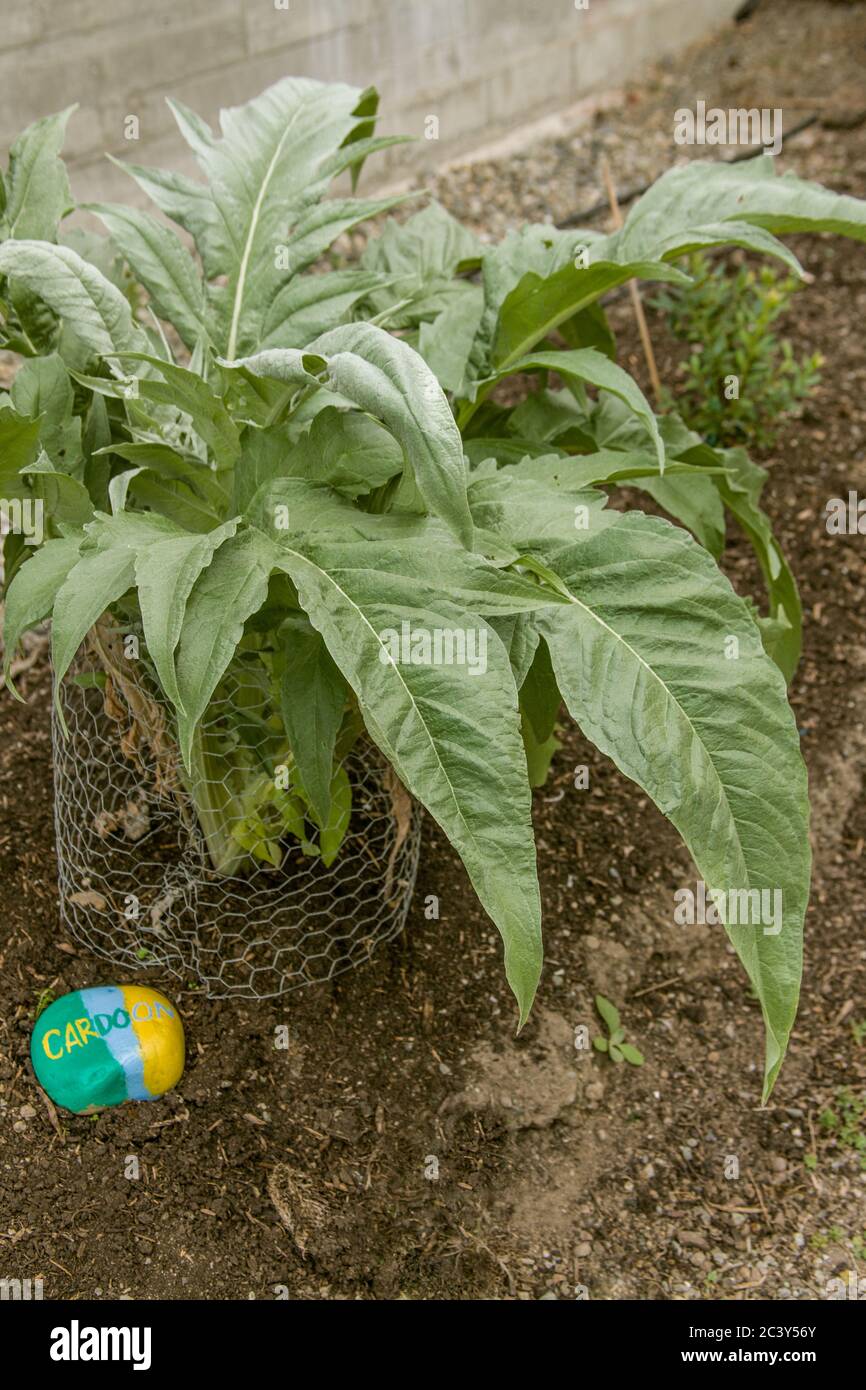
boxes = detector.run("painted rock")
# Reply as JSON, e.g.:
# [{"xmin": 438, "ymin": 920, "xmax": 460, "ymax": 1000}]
[{"xmin": 31, "ymin": 985, "xmax": 185, "ymax": 1114}]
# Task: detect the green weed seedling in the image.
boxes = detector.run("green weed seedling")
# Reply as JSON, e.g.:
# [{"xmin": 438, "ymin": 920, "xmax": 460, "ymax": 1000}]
[{"xmin": 593, "ymin": 995, "xmax": 644, "ymax": 1066}]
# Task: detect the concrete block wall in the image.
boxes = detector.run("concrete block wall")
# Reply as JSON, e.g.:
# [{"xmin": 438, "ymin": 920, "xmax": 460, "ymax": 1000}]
[{"xmin": 0, "ymin": 0, "xmax": 742, "ymax": 201}]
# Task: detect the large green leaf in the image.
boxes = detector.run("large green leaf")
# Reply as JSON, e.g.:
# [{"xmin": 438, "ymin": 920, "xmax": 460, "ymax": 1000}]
[
  {"xmin": 23, "ymin": 452, "xmax": 92, "ymax": 528},
  {"xmin": 94, "ymin": 440, "xmax": 230, "ymax": 514},
  {"xmin": 418, "ymin": 283, "xmax": 484, "ymax": 394},
  {"xmin": 277, "ymin": 407, "xmax": 404, "ymax": 499},
  {"xmin": 283, "ymin": 192, "xmax": 417, "ymax": 279},
  {"xmin": 109, "ymin": 156, "xmax": 225, "ymax": 267},
  {"xmin": 10, "ymin": 351, "xmax": 81, "ymax": 469},
  {"xmin": 361, "ymin": 201, "xmax": 484, "ymax": 335},
  {"xmin": 713, "ymin": 448, "xmax": 801, "ymax": 682},
  {"xmin": 11, "ymin": 350, "xmax": 72, "ymax": 429},
  {"xmin": 263, "ymin": 520, "xmax": 568, "ymax": 620},
  {"xmin": 262, "ymin": 530, "xmax": 545, "ymax": 1023},
  {"xmin": 0, "ymin": 403, "xmax": 42, "ymax": 495},
  {"xmin": 50, "ymin": 543, "xmax": 138, "ymax": 705},
  {"xmin": 468, "ymin": 471, "xmax": 613, "ymax": 551},
  {"xmin": 637, "ymin": 472, "xmax": 726, "ymax": 557},
  {"xmin": 260, "ymin": 269, "xmax": 389, "ymax": 350},
  {"xmin": 363, "ymin": 201, "xmax": 483, "ymax": 287},
  {"xmin": 533, "ymin": 509, "xmax": 810, "ymax": 1098},
  {"xmin": 490, "ymin": 258, "xmax": 691, "ymax": 373},
  {"xmin": 632, "ymin": 409, "xmax": 801, "ymax": 679}
]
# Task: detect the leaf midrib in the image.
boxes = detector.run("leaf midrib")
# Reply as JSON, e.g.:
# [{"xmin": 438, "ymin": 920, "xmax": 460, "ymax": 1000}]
[{"xmin": 226, "ymin": 106, "xmax": 304, "ymax": 359}]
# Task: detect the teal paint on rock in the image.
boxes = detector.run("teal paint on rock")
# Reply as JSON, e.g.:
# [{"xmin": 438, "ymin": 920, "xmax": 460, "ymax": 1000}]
[{"xmin": 31, "ymin": 989, "xmax": 127, "ymax": 1113}]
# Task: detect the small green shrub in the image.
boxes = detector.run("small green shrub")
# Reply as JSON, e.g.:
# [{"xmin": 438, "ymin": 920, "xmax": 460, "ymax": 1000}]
[{"xmin": 654, "ymin": 252, "xmax": 823, "ymax": 448}]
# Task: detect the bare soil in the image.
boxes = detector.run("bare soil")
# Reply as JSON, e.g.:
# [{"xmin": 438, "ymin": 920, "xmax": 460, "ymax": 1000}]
[{"xmin": 1, "ymin": 0, "xmax": 866, "ymax": 1301}]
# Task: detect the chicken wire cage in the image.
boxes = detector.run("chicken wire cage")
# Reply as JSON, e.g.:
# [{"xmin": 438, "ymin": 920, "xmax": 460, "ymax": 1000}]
[{"xmin": 51, "ymin": 623, "xmax": 422, "ymax": 999}]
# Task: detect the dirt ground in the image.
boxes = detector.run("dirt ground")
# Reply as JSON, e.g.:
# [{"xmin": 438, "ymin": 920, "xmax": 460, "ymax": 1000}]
[{"xmin": 2, "ymin": 0, "xmax": 866, "ymax": 1300}]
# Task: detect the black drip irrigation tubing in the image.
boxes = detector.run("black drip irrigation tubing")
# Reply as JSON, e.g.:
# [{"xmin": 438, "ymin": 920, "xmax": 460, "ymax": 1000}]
[{"xmin": 555, "ymin": 114, "xmax": 819, "ymax": 230}]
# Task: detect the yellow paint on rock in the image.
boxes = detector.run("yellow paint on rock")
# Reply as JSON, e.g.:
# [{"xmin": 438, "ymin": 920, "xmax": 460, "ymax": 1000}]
[{"xmin": 121, "ymin": 985, "xmax": 185, "ymax": 1097}]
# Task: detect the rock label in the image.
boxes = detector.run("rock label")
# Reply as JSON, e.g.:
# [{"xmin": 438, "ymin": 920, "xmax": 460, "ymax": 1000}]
[{"xmin": 31, "ymin": 985, "xmax": 185, "ymax": 1113}]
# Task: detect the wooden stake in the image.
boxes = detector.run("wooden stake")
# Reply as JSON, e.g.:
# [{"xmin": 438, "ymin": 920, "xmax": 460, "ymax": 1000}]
[{"xmin": 600, "ymin": 156, "xmax": 662, "ymax": 404}]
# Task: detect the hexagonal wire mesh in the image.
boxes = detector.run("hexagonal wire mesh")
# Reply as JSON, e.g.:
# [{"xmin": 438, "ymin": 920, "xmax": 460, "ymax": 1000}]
[{"xmin": 52, "ymin": 621, "xmax": 421, "ymax": 998}]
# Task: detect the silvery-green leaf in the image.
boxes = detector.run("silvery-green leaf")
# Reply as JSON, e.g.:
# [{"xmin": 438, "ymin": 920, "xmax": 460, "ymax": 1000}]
[
  {"xmin": 317, "ymin": 134, "xmax": 414, "ymax": 182},
  {"xmin": 11, "ymin": 351, "xmax": 72, "ymax": 427},
  {"xmin": 469, "ymin": 471, "xmax": 613, "ymax": 550},
  {"xmin": 418, "ymin": 282, "xmax": 484, "ymax": 394},
  {"xmin": 284, "ymin": 193, "xmax": 418, "ymax": 278},
  {"xmin": 109, "ymin": 354, "xmax": 241, "ymax": 469},
  {"xmin": 363, "ymin": 201, "xmax": 483, "ymax": 283},
  {"xmin": 2, "ymin": 107, "xmax": 75, "ymax": 241},
  {"xmin": 0, "ymin": 240, "xmax": 148, "ymax": 360},
  {"xmin": 174, "ymin": 528, "xmax": 280, "ymax": 765},
  {"xmin": 170, "ymin": 78, "xmax": 379, "ymax": 355},
  {"xmin": 86, "ymin": 203, "xmax": 208, "ymax": 349},
  {"xmin": 22, "ymin": 452, "xmax": 92, "ymax": 527},
  {"xmin": 50, "ymin": 544, "xmax": 138, "ymax": 706},
  {"xmin": 603, "ymin": 155, "xmax": 866, "ymax": 267},
  {"xmin": 2, "ymin": 535, "xmax": 81, "ymax": 691},
  {"xmin": 260, "ymin": 270, "xmax": 389, "ymax": 350},
  {"xmin": 128, "ymin": 473, "xmax": 223, "ymax": 533},
  {"xmin": 109, "ymin": 156, "xmax": 225, "ymax": 266},
  {"xmin": 10, "ymin": 351, "xmax": 80, "ymax": 468},
  {"xmin": 280, "ymin": 407, "xmax": 404, "ymax": 498},
  {"xmin": 134, "ymin": 518, "xmax": 240, "ymax": 714},
  {"xmin": 279, "ymin": 622, "xmax": 347, "ymax": 824},
  {"xmin": 536, "ymin": 510, "xmax": 810, "ymax": 1098},
  {"xmin": 95, "ymin": 441, "xmax": 230, "ymax": 513}
]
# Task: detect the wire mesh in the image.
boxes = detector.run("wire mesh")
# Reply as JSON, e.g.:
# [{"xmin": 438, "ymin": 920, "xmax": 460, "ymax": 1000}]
[{"xmin": 52, "ymin": 633, "xmax": 421, "ymax": 998}]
